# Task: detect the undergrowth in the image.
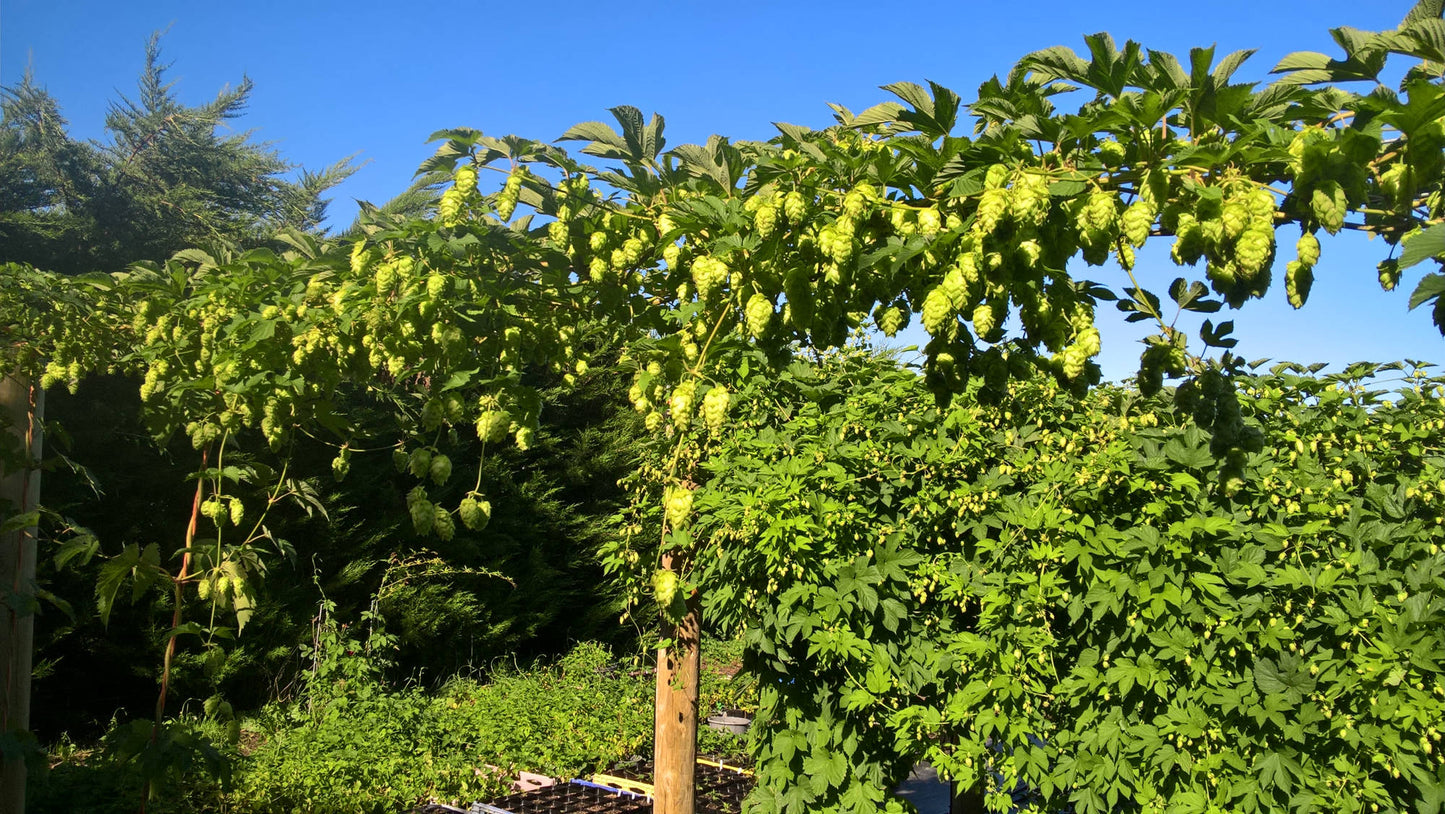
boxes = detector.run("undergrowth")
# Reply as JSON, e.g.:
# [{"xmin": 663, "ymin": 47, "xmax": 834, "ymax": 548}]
[{"xmin": 30, "ymin": 608, "xmax": 754, "ymax": 814}]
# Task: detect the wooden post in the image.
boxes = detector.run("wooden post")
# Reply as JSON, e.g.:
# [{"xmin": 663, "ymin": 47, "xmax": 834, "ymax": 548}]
[
  {"xmin": 653, "ymin": 553, "xmax": 700, "ymax": 814},
  {"xmin": 1, "ymin": 375, "xmax": 42, "ymax": 814}
]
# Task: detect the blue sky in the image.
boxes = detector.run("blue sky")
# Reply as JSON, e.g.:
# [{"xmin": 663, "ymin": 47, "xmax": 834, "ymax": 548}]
[{"xmin": 2, "ymin": 0, "xmax": 1440, "ymax": 380}]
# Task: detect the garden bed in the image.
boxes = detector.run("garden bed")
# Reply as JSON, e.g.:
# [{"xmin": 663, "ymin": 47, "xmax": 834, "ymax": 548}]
[{"xmin": 421, "ymin": 756, "xmax": 755, "ymax": 814}]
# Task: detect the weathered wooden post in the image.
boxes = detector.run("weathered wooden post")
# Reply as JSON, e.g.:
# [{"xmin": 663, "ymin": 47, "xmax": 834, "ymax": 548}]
[
  {"xmin": 652, "ymin": 550, "xmax": 701, "ymax": 814},
  {"xmin": 1, "ymin": 374, "xmax": 42, "ymax": 814}
]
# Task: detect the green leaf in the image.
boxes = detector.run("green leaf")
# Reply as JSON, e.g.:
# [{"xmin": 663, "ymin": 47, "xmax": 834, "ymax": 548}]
[
  {"xmin": 1401, "ymin": 223, "xmax": 1445, "ymax": 270},
  {"xmin": 1409, "ymin": 273, "xmax": 1445, "ymax": 310},
  {"xmin": 1404, "ymin": 0, "xmax": 1445, "ymax": 25}
]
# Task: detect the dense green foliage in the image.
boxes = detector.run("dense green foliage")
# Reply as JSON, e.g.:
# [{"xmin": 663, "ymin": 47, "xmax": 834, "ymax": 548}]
[
  {"xmin": 31, "ymin": 353, "xmax": 645, "ymax": 735},
  {"xmin": 678, "ymin": 349, "xmax": 1444, "ymax": 814},
  {"xmin": 1, "ymin": 42, "xmax": 644, "ymax": 743},
  {"xmin": 31, "ymin": 638, "xmax": 753, "ymax": 814}
]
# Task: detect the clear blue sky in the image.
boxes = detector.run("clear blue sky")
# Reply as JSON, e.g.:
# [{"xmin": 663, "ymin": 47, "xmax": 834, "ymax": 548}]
[{"xmin": 2, "ymin": 0, "xmax": 1440, "ymax": 380}]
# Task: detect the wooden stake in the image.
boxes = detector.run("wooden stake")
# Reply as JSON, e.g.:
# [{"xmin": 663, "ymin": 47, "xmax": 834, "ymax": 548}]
[
  {"xmin": 653, "ymin": 553, "xmax": 700, "ymax": 814},
  {"xmin": 1, "ymin": 376, "xmax": 43, "ymax": 814}
]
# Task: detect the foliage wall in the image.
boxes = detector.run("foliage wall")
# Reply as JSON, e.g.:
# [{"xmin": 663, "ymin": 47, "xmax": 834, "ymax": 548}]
[{"xmin": 681, "ymin": 349, "xmax": 1444, "ymax": 814}]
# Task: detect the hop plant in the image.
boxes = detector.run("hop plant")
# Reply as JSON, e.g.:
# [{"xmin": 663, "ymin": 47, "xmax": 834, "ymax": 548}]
[
  {"xmin": 782, "ymin": 190, "xmax": 807, "ymax": 223},
  {"xmin": 476, "ymin": 410, "xmax": 511, "ymax": 444},
  {"xmin": 875, "ymin": 306, "xmax": 905, "ymax": 337},
  {"xmin": 1098, "ymin": 139, "xmax": 1127, "ymax": 168},
  {"xmin": 1221, "ymin": 200, "xmax": 1250, "ymax": 241},
  {"xmin": 429, "ymin": 453, "xmax": 452, "ymax": 485},
  {"xmin": 496, "ymin": 169, "xmax": 524, "ymax": 221},
  {"xmin": 1378, "ymin": 258, "xmax": 1401, "ymax": 291},
  {"xmin": 652, "ymin": 569, "xmax": 679, "ymax": 608},
  {"xmin": 1122, "ymin": 201, "xmax": 1155, "ymax": 248},
  {"xmin": 973, "ymin": 300, "xmax": 1003, "ymax": 341},
  {"xmin": 690, "ymin": 256, "xmax": 728, "ymax": 301},
  {"xmin": 1060, "ymin": 344, "xmax": 1089, "ymax": 380},
  {"xmin": 349, "ymin": 241, "xmax": 374, "ymax": 275},
  {"xmin": 745, "ymin": 294, "xmax": 774, "ymax": 338},
  {"xmin": 459, "ymin": 494, "xmax": 492, "ymax": 531},
  {"xmin": 754, "ymin": 204, "xmax": 778, "ymax": 237},
  {"xmin": 670, "ymin": 381, "xmax": 697, "ymax": 429},
  {"xmin": 1311, "ymin": 182, "xmax": 1347, "ymax": 234},
  {"xmin": 917, "ymin": 207, "xmax": 942, "ymax": 235},
  {"xmin": 547, "ymin": 220, "xmax": 569, "ymax": 246},
  {"xmin": 1286, "ymin": 261, "xmax": 1314, "ymax": 308},
  {"xmin": 975, "ymin": 188, "xmax": 1009, "ymax": 235},
  {"xmin": 453, "ymin": 163, "xmax": 478, "ymax": 191},
  {"xmin": 409, "ymin": 500, "xmax": 434, "ymax": 535},
  {"xmin": 438, "ymin": 188, "xmax": 465, "ymax": 225},
  {"xmin": 1171, "ymin": 215, "xmax": 1206, "ymax": 266},
  {"xmin": 331, "ymin": 447, "xmax": 352, "ymax": 482},
  {"xmin": 407, "ymin": 487, "xmax": 435, "ymax": 535},
  {"xmin": 922, "ymin": 288, "xmax": 954, "ymax": 335},
  {"xmin": 1235, "ymin": 226, "xmax": 1275, "ymax": 277},
  {"xmin": 1297, "ymin": 230, "xmax": 1321, "ymax": 267},
  {"xmin": 426, "ymin": 273, "xmax": 448, "ymax": 298},
  {"xmin": 201, "ymin": 497, "xmax": 225, "ymax": 524},
  {"xmin": 1088, "ymin": 190, "xmax": 1119, "ymax": 231},
  {"xmin": 408, "ymin": 448, "xmax": 433, "ymax": 479},
  {"xmin": 702, "ymin": 386, "xmax": 730, "ymax": 436},
  {"xmin": 664, "ymin": 485, "xmax": 693, "ymax": 529},
  {"xmin": 433, "ymin": 506, "xmax": 455, "ymax": 542},
  {"xmin": 1011, "ymin": 173, "xmax": 1051, "ymax": 225}
]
